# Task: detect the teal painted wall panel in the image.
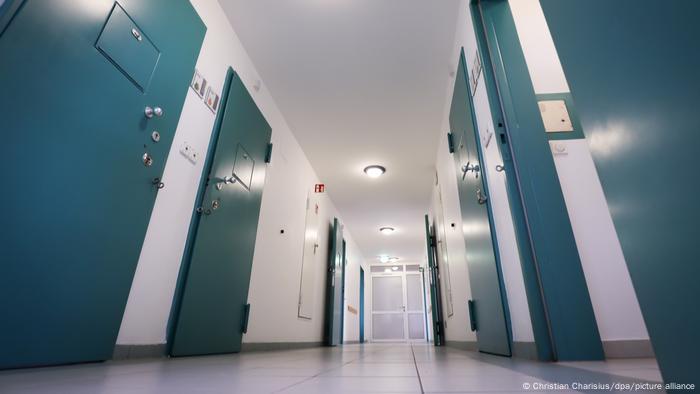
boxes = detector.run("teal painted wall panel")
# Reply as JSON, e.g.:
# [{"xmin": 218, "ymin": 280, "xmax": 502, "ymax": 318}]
[
  {"xmin": 476, "ymin": 0, "xmax": 603, "ymax": 361},
  {"xmin": 0, "ymin": 0, "xmax": 204, "ymax": 368},
  {"xmin": 541, "ymin": 0, "xmax": 700, "ymax": 384}
]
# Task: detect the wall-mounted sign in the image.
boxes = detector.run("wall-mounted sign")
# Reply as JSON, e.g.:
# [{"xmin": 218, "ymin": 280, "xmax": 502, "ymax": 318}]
[
  {"xmin": 205, "ymin": 86, "xmax": 220, "ymax": 114},
  {"xmin": 190, "ymin": 69, "xmax": 207, "ymax": 98},
  {"xmin": 314, "ymin": 184, "xmax": 325, "ymax": 193}
]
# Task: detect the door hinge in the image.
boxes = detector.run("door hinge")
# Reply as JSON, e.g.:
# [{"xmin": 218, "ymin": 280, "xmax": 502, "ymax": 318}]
[
  {"xmin": 265, "ymin": 143, "xmax": 273, "ymax": 163},
  {"xmin": 468, "ymin": 300, "xmax": 477, "ymax": 332},
  {"xmin": 242, "ymin": 303, "xmax": 251, "ymax": 333},
  {"xmin": 447, "ymin": 132, "xmax": 455, "ymax": 154}
]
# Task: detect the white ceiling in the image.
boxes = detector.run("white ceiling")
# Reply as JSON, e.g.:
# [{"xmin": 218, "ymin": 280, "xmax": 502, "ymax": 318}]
[{"xmin": 219, "ymin": 0, "xmax": 461, "ymax": 264}]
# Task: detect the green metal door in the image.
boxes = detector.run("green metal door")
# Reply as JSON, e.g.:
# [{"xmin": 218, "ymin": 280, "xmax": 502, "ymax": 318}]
[
  {"xmin": 424, "ymin": 215, "xmax": 444, "ymax": 346},
  {"xmin": 169, "ymin": 70, "xmax": 272, "ymax": 356},
  {"xmin": 0, "ymin": 0, "xmax": 204, "ymax": 369},
  {"xmin": 325, "ymin": 218, "xmax": 344, "ymax": 346},
  {"xmin": 540, "ymin": 0, "xmax": 700, "ymax": 384},
  {"xmin": 449, "ymin": 51, "xmax": 511, "ymax": 356}
]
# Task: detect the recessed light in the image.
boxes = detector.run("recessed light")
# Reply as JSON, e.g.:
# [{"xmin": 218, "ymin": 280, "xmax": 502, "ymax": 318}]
[
  {"xmin": 391, "ymin": 266, "xmax": 400, "ymax": 271},
  {"xmin": 363, "ymin": 165, "xmax": 386, "ymax": 178},
  {"xmin": 379, "ymin": 226, "xmax": 395, "ymax": 235}
]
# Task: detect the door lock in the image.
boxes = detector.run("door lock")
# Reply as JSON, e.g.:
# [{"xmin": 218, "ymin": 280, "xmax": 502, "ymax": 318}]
[
  {"xmin": 142, "ymin": 152, "xmax": 154, "ymax": 167},
  {"xmin": 131, "ymin": 28, "xmax": 143, "ymax": 42},
  {"xmin": 152, "ymin": 177, "xmax": 165, "ymax": 190},
  {"xmin": 476, "ymin": 188, "xmax": 488, "ymax": 205},
  {"xmin": 144, "ymin": 106, "xmax": 164, "ymax": 119},
  {"xmin": 196, "ymin": 207, "xmax": 212, "ymax": 216}
]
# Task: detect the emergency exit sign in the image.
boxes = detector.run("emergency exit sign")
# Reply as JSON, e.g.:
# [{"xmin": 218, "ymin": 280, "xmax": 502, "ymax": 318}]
[{"xmin": 315, "ymin": 184, "xmax": 325, "ymax": 193}]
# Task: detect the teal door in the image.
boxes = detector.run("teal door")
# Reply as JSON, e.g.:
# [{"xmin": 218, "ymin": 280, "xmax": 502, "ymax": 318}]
[
  {"xmin": 169, "ymin": 70, "xmax": 272, "ymax": 356},
  {"xmin": 540, "ymin": 0, "xmax": 700, "ymax": 384},
  {"xmin": 0, "ymin": 0, "xmax": 204, "ymax": 369},
  {"xmin": 424, "ymin": 215, "xmax": 444, "ymax": 346},
  {"xmin": 325, "ymin": 218, "xmax": 344, "ymax": 346},
  {"xmin": 359, "ymin": 267, "xmax": 365, "ymax": 343},
  {"xmin": 449, "ymin": 51, "xmax": 511, "ymax": 356}
]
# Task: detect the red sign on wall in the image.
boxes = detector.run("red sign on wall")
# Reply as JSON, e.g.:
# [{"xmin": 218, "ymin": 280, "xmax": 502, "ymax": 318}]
[{"xmin": 314, "ymin": 184, "xmax": 325, "ymax": 193}]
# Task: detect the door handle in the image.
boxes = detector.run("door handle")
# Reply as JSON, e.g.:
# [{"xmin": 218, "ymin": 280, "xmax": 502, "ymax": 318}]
[
  {"xmin": 476, "ymin": 188, "xmax": 488, "ymax": 205},
  {"xmin": 215, "ymin": 176, "xmax": 236, "ymax": 190},
  {"xmin": 462, "ymin": 162, "xmax": 480, "ymax": 179},
  {"xmin": 152, "ymin": 177, "xmax": 165, "ymax": 190}
]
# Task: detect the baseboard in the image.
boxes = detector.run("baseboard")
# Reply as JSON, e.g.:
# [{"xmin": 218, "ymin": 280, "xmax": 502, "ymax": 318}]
[
  {"xmin": 512, "ymin": 341, "xmax": 538, "ymax": 360},
  {"xmin": 241, "ymin": 341, "xmax": 323, "ymax": 352},
  {"xmin": 343, "ymin": 340, "xmax": 361, "ymax": 345},
  {"xmin": 603, "ymin": 340, "xmax": 655, "ymax": 359},
  {"xmin": 444, "ymin": 340, "xmax": 478, "ymax": 351},
  {"xmin": 112, "ymin": 344, "xmax": 166, "ymax": 360}
]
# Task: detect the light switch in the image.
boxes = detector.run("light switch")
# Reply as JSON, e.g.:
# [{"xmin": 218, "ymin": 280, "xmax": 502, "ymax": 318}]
[
  {"xmin": 539, "ymin": 100, "xmax": 574, "ymax": 132},
  {"xmin": 179, "ymin": 141, "xmax": 199, "ymax": 164}
]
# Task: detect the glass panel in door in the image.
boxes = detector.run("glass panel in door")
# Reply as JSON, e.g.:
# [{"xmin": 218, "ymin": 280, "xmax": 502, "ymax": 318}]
[{"xmin": 371, "ymin": 275, "xmax": 405, "ymax": 340}]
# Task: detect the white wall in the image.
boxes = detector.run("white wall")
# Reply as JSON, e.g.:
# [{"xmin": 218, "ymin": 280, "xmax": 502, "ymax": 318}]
[
  {"xmin": 117, "ymin": 0, "xmax": 363, "ymax": 346},
  {"xmin": 429, "ymin": 1, "xmax": 534, "ymax": 345},
  {"xmin": 510, "ymin": 0, "xmax": 649, "ymax": 342}
]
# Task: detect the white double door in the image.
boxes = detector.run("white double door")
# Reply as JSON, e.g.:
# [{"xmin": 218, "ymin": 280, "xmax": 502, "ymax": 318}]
[{"xmin": 371, "ymin": 271, "xmax": 426, "ymax": 341}]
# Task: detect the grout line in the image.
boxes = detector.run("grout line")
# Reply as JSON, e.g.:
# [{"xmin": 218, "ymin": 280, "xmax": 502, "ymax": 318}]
[
  {"xmin": 272, "ymin": 345, "xmax": 395, "ymax": 393},
  {"xmin": 410, "ymin": 343, "xmax": 425, "ymax": 394}
]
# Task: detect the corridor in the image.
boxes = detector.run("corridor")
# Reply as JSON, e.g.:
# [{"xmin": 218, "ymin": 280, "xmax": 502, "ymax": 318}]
[
  {"xmin": 1, "ymin": 0, "xmax": 698, "ymax": 391},
  {"xmin": 0, "ymin": 344, "xmax": 663, "ymax": 393}
]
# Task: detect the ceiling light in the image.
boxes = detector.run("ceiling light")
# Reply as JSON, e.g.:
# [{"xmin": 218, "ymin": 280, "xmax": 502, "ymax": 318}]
[
  {"xmin": 391, "ymin": 266, "xmax": 399, "ymax": 271},
  {"xmin": 379, "ymin": 227, "xmax": 395, "ymax": 235},
  {"xmin": 363, "ymin": 165, "xmax": 386, "ymax": 178},
  {"xmin": 379, "ymin": 255, "xmax": 400, "ymax": 263}
]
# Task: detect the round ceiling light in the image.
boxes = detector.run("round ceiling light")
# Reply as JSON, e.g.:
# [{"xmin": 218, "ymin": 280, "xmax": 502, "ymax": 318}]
[
  {"xmin": 378, "ymin": 255, "xmax": 399, "ymax": 263},
  {"xmin": 363, "ymin": 165, "xmax": 386, "ymax": 178},
  {"xmin": 391, "ymin": 266, "xmax": 400, "ymax": 271},
  {"xmin": 379, "ymin": 226, "xmax": 395, "ymax": 235}
]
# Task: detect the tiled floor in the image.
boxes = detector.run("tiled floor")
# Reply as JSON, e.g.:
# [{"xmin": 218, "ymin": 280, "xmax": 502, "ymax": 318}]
[{"xmin": 0, "ymin": 343, "xmax": 663, "ymax": 393}]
